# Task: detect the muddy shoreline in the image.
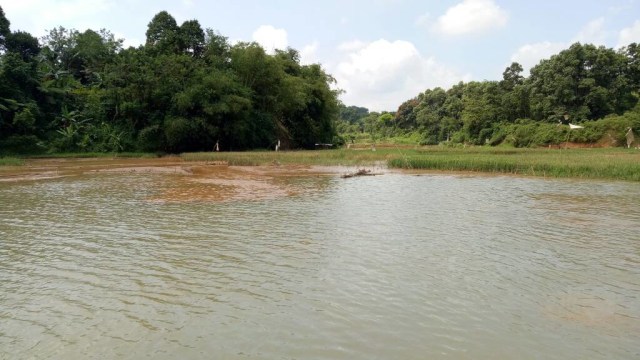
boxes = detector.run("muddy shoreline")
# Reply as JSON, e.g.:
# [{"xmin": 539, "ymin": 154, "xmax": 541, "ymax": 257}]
[{"xmin": 0, "ymin": 157, "xmax": 384, "ymax": 203}]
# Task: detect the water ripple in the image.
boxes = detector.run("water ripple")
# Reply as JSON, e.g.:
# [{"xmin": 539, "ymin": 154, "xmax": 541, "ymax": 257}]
[{"xmin": 1, "ymin": 173, "xmax": 639, "ymax": 359}]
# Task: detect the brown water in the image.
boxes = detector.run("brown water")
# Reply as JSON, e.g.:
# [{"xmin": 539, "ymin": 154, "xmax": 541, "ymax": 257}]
[{"xmin": 1, "ymin": 163, "xmax": 639, "ymax": 359}]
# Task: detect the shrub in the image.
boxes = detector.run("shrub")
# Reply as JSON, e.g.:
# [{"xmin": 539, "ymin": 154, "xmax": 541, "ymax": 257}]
[
  {"xmin": 138, "ymin": 125, "xmax": 164, "ymax": 152},
  {"xmin": 0, "ymin": 135, "xmax": 44, "ymax": 154}
]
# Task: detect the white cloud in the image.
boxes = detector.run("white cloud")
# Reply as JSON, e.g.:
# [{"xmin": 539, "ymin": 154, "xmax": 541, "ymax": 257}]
[
  {"xmin": 509, "ymin": 16, "xmax": 635, "ymax": 76},
  {"xmin": 252, "ymin": 25, "xmax": 288, "ymax": 54},
  {"xmin": 433, "ymin": 0, "xmax": 508, "ymax": 36},
  {"xmin": 618, "ymin": 20, "xmax": 640, "ymax": 48},
  {"xmin": 300, "ymin": 42, "xmax": 319, "ymax": 65},
  {"xmin": 337, "ymin": 40, "xmax": 367, "ymax": 52},
  {"xmin": 2, "ymin": 0, "xmax": 113, "ymax": 36},
  {"xmin": 510, "ymin": 41, "xmax": 566, "ymax": 75},
  {"xmin": 572, "ymin": 17, "xmax": 607, "ymax": 45},
  {"xmin": 334, "ymin": 39, "xmax": 470, "ymax": 111}
]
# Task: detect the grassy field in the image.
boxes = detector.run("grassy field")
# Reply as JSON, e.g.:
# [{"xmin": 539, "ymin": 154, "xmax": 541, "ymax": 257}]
[
  {"xmin": 390, "ymin": 147, "xmax": 640, "ymax": 181},
  {"xmin": 184, "ymin": 147, "xmax": 640, "ymax": 181}
]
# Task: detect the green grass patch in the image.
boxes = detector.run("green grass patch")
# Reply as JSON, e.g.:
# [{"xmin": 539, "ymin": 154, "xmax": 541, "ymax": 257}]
[
  {"xmin": 389, "ymin": 147, "xmax": 640, "ymax": 181},
  {"xmin": 26, "ymin": 152, "xmax": 160, "ymax": 159},
  {"xmin": 0, "ymin": 157, "xmax": 25, "ymax": 166}
]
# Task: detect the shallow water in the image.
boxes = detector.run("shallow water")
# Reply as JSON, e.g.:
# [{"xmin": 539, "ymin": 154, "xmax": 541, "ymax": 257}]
[{"xmin": 1, "ymin": 169, "xmax": 639, "ymax": 359}]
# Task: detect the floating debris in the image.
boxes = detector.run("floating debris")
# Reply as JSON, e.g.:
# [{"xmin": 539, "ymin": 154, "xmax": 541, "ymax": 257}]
[{"xmin": 341, "ymin": 168, "xmax": 375, "ymax": 178}]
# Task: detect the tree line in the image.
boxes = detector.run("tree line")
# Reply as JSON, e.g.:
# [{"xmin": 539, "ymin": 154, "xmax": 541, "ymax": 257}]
[
  {"xmin": 338, "ymin": 42, "xmax": 640, "ymax": 147},
  {"xmin": 0, "ymin": 7, "xmax": 340, "ymax": 154}
]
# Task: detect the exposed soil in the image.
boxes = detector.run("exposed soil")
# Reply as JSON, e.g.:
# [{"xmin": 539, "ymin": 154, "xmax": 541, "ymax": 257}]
[{"xmin": 0, "ymin": 157, "xmax": 349, "ymax": 203}]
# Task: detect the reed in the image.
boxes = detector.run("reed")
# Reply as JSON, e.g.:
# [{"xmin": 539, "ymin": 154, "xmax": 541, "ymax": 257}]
[{"xmin": 388, "ymin": 148, "xmax": 640, "ymax": 181}]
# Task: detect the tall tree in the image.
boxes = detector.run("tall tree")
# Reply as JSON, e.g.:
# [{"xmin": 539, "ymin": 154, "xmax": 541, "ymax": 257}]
[
  {"xmin": 179, "ymin": 20, "xmax": 205, "ymax": 57},
  {"xmin": 501, "ymin": 62, "xmax": 524, "ymax": 91},
  {"xmin": 528, "ymin": 43, "xmax": 634, "ymax": 121},
  {"xmin": 0, "ymin": 5, "xmax": 10, "ymax": 51},
  {"xmin": 145, "ymin": 11, "xmax": 180, "ymax": 54},
  {"xmin": 5, "ymin": 31, "xmax": 39, "ymax": 61}
]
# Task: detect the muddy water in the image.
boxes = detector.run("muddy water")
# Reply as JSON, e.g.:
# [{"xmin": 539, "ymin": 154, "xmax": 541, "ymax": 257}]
[{"xmin": 1, "ymin": 160, "xmax": 639, "ymax": 359}]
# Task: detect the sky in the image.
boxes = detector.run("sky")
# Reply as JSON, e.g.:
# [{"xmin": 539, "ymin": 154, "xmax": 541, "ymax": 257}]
[{"xmin": 2, "ymin": 0, "xmax": 640, "ymax": 111}]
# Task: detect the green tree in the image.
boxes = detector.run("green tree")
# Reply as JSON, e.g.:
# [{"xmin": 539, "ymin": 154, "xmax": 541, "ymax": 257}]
[
  {"xmin": 145, "ymin": 11, "xmax": 180, "ymax": 54},
  {"xmin": 461, "ymin": 81, "xmax": 506, "ymax": 143},
  {"xmin": 500, "ymin": 62, "xmax": 524, "ymax": 91},
  {"xmin": 5, "ymin": 31, "xmax": 39, "ymax": 60},
  {"xmin": 179, "ymin": 20, "xmax": 205, "ymax": 56},
  {"xmin": 69, "ymin": 29, "xmax": 122, "ymax": 84},
  {"xmin": 0, "ymin": 5, "xmax": 10, "ymax": 51},
  {"xmin": 529, "ymin": 43, "xmax": 635, "ymax": 121},
  {"xmin": 1, "ymin": 9, "xmax": 341, "ymax": 154},
  {"xmin": 621, "ymin": 43, "xmax": 640, "ymax": 92}
]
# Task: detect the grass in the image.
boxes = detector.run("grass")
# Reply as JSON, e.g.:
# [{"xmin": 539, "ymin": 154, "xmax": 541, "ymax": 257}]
[
  {"xmin": 0, "ymin": 157, "xmax": 24, "ymax": 166},
  {"xmin": 25, "ymin": 152, "xmax": 160, "ymax": 159},
  {"xmin": 181, "ymin": 148, "xmax": 408, "ymax": 166},
  {"xmin": 184, "ymin": 147, "xmax": 640, "ymax": 181},
  {"xmin": 388, "ymin": 147, "xmax": 640, "ymax": 182},
  {"xmin": 1, "ymin": 152, "xmax": 159, "ymax": 166}
]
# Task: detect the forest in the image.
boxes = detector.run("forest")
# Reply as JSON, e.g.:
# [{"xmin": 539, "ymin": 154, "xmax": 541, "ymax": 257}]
[
  {"xmin": 1, "ymin": 4, "xmax": 639, "ymax": 155},
  {"xmin": 0, "ymin": 7, "xmax": 339, "ymax": 154},
  {"xmin": 338, "ymin": 43, "xmax": 640, "ymax": 148}
]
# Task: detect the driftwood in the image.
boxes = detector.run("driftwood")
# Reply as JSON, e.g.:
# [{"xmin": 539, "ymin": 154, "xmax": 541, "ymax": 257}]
[{"xmin": 341, "ymin": 169, "xmax": 375, "ymax": 179}]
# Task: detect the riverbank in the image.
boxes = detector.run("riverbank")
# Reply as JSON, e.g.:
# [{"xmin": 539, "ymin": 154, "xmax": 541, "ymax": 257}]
[
  {"xmin": 183, "ymin": 147, "xmax": 640, "ymax": 182},
  {"xmin": 2, "ymin": 146, "xmax": 639, "ymax": 182}
]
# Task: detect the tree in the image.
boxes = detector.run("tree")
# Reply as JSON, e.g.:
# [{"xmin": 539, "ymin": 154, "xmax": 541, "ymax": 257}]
[
  {"xmin": 394, "ymin": 98, "xmax": 419, "ymax": 129},
  {"xmin": 528, "ymin": 42, "xmax": 635, "ymax": 121},
  {"xmin": 0, "ymin": 5, "xmax": 10, "ymax": 51},
  {"xmin": 501, "ymin": 62, "xmax": 524, "ymax": 91},
  {"xmin": 461, "ymin": 81, "xmax": 506, "ymax": 143},
  {"xmin": 203, "ymin": 29, "xmax": 230, "ymax": 66},
  {"xmin": 339, "ymin": 105, "xmax": 368, "ymax": 124},
  {"xmin": 179, "ymin": 20, "xmax": 205, "ymax": 56},
  {"xmin": 1, "ymin": 9, "xmax": 341, "ymax": 153},
  {"xmin": 145, "ymin": 11, "xmax": 180, "ymax": 54},
  {"xmin": 620, "ymin": 43, "xmax": 640, "ymax": 92},
  {"xmin": 66, "ymin": 29, "xmax": 121, "ymax": 84},
  {"xmin": 5, "ymin": 31, "xmax": 39, "ymax": 60}
]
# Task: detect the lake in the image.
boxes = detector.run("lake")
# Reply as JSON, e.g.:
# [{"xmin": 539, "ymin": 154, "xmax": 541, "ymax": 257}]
[{"xmin": 1, "ymin": 163, "xmax": 639, "ymax": 359}]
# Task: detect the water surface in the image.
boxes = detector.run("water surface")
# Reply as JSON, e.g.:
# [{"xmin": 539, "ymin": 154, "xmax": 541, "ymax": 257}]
[{"xmin": 1, "ymin": 168, "xmax": 639, "ymax": 359}]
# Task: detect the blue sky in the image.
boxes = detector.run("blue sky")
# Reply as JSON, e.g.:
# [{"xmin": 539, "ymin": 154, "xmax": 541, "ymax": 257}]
[{"xmin": 2, "ymin": 0, "xmax": 640, "ymax": 111}]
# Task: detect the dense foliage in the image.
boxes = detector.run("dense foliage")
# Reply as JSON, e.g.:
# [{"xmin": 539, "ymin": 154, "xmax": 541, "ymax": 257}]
[
  {"xmin": 0, "ymin": 8, "xmax": 339, "ymax": 154},
  {"xmin": 337, "ymin": 43, "xmax": 640, "ymax": 147},
  {"xmin": 2, "ymin": 4, "xmax": 638, "ymax": 154}
]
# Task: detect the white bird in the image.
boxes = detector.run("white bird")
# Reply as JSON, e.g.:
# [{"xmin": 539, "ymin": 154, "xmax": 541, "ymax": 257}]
[{"xmin": 569, "ymin": 123, "xmax": 584, "ymax": 130}]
